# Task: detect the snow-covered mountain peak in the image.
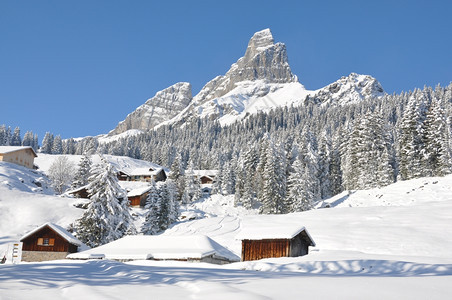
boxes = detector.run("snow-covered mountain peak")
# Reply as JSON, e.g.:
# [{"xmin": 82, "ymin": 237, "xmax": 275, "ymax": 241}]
[
  {"xmin": 311, "ymin": 72, "xmax": 386, "ymax": 106},
  {"xmin": 109, "ymin": 82, "xmax": 192, "ymax": 136},
  {"xmin": 193, "ymin": 29, "xmax": 298, "ymax": 106}
]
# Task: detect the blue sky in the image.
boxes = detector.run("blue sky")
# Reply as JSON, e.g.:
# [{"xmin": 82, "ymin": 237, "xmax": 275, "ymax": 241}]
[{"xmin": 1, "ymin": 0, "xmax": 451, "ymax": 141}]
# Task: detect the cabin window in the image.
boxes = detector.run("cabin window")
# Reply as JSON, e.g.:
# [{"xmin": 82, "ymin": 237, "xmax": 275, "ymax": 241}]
[{"xmin": 37, "ymin": 238, "xmax": 55, "ymax": 246}]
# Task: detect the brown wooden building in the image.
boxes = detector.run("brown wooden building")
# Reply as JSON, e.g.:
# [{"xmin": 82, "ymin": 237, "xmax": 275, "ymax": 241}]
[
  {"xmin": 127, "ymin": 186, "xmax": 153, "ymax": 207},
  {"xmin": 20, "ymin": 223, "xmax": 84, "ymax": 262},
  {"xmin": 237, "ymin": 225, "xmax": 315, "ymax": 261},
  {"xmin": 117, "ymin": 167, "xmax": 167, "ymax": 183}
]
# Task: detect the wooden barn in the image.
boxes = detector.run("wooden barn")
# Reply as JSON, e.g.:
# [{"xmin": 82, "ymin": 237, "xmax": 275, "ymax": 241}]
[
  {"xmin": 236, "ymin": 225, "xmax": 315, "ymax": 261},
  {"xmin": 20, "ymin": 223, "xmax": 84, "ymax": 262},
  {"xmin": 117, "ymin": 167, "xmax": 167, "ymax": 182}
]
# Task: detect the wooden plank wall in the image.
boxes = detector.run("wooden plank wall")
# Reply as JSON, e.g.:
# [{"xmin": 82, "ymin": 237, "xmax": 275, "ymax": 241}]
[{"xmin": 242, "ymin": 239, "xmax": 290, "ymax": 261}]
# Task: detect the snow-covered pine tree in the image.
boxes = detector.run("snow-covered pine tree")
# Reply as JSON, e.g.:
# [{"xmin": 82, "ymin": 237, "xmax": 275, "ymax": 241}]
[
  {"xmin": 423, "ymin": 97, "xmax": 452, "ymax": 176},
  {"xmin": 52, "ymin": 135, "xmax": 63, "ymax": 154},
  {"xmin": 397, "ymin": 92, "xmax": 428, "ymax": 180},
  {"xmin": 10, "ymin": 127, "xmax": 21, "ymax": 146},
  {"xmin": 141, "ymin": 180, "xmax": 161, "ymax": 235},
  {"xmin": 165, "ymin": 179, "xmax": 180, "ymax": 225},
  {"xmin": 41, "ymin": 132, "xmax": 54, "ymax": 154},
  {"xmin": 287, "ymin": 156, "xmax": 306, "ymax": 211},
  {"xmin": 75, "ymin": 156, "xmax": 136, "ymax": 247},
  {"xmin": 22, "ymin": 131, "xmax": 34, "ymax": 148},
  {"xmin": 260, "ymin": 138, "xmax": 286, "ymax": 214},
  {"xmin": 71, "ymin": 153, "xmax": 92, "ymax": 190}
]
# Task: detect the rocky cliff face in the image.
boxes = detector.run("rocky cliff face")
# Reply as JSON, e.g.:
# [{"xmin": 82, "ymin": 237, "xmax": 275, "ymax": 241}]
[
  {"xmin": 109, "ymin": 82, "xmax": 192, "ymax": 135},
  {"xmin": 193, "ymin": 29, "xmax": 298, "ymax": 106}
]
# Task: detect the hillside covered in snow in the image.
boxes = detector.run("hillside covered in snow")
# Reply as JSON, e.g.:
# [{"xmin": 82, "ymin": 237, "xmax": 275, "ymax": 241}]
[{"xmin": 1, "ymin": 154, "xmax": 452, "ymax": 298}]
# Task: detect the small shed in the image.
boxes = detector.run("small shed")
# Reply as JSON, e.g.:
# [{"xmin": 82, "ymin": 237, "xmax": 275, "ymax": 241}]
[
  {"xmin": 67, "ymin": 185, "xmax": 89, "ymax": 199},
  {"xmin": 68, "ymin": 235, "xmax": 240, "ymax": 264},
  {"xmin": 236, "ymin": 225, "xmax": 315, "ymax": 261},
  {"xmin": 20, "ymin": 222, "xmax": 85, "ymax": 262}
]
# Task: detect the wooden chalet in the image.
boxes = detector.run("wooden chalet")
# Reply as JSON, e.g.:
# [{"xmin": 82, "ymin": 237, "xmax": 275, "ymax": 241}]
[
  {"xmin": 192, "ymin": 170, "xmax": 218, "ymax": 184},
  {"xmin": 20, "ymin": 223, "xmax": 84, "ymax": 262},
  {"xmin": 236, "ymin": 225, "xmax": 315, "ymax": 261},
  {"xmin": 117, "ymin": 167, "xmax": 167, "ymax": 182}
]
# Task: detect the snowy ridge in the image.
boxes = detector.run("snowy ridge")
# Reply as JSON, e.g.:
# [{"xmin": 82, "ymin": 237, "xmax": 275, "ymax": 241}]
[
  {"xmin": 312, "ymin": 72, "xmax": 385, "ymax": 106},
  {"xmin": 103, "ymin": 29, "xmax": 386, "ymax": 138}
]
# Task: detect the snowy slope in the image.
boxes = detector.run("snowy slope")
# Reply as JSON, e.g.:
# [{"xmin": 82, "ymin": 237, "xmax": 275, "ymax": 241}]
[
  {"xmin": 1, "ymin": 175, "xmax": 452, "ymax": 299},
  {"xmin": 0, "ymin": 162, "xmax": 53, "ymax": 194},
  {"xmin": 35, "ymin": 153, "xmax": 168, "ymax": 175}
]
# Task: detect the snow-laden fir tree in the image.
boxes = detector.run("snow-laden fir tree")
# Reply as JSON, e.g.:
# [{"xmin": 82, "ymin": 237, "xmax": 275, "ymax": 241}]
[
  {"xmin": 260, "ymin": 139, "xmax": 286, "ymax": 214},
  {"xmin": 141, "ymin": 180, "xmax": 161, "ymax": 235},
  {"xmin": 182, "ymin": 162, "xmax": 202, "ymax": 204},
  {"xmin": 41, "ymin": 132, "xmax": 54, "ymax": 154},
  {"xmin": 141, "ymin": 180, "xmax": 180, "ymax": 235},
  {"xmin": 52, "ymin": 135, "xmax": 63, "ymax": 154},
  {"xmin": 10, "ymin": 127, "xmax": 21, "ymax": 146},
  {"xmin": 422, "ymin": 96, "xmax": 452, "ymax": 176},
  {"xmin": 287, "ymin": 156, "xmax": 312, "ymax": 212},
  {"xmin": 344, "ymin": 111, "xmax": 395, "ymax": 190},
  {"xmin": 75, "ymin": 156, "xmax": 136, "ymax": 247},
  {"xmin": 397, "ymin": 92, "xmax": 428, "ymax": 180},
  {"xmin": 71, "ymin": 153, "xmax": 92, "ymax": 190}
]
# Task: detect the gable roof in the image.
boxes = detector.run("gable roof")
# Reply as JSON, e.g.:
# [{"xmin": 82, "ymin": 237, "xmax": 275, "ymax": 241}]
[
  {"xmin": 0, "ymin": 146, "xmax": 37, "ymax": 157},
  {"xmin": 127, "ymin": 167, "xmax": 165, "ymax": 177},
  {"xmin": 67, "ymin": 235, "xmax": 240, "ymax": 261},
  {"xmin": 191, "ymin": 170, "xmax": 218, "ymax": 177},
  {"xmin": 236, "ymin": 225, "xmax": 316, "ymax": 246},
  {"xmin": 127, "ymin": 185, "xmax": 153, "ymax": 197},
  {"xmin": 20, "ymin": 222, "xmax": 83, "ymax": 246}
]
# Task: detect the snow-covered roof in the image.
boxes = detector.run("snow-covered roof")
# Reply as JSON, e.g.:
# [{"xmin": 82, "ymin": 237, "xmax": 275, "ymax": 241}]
[
  {"xmin": 0, "ymin": 146, "xmax": 37, "ymax": 157},
  {"xmin": 192, "ymin": 170, "xmax": 218, "ymax": 177},
  {"xmin": 236, "ymin": 225, "xmax": 316, "ymax": 246},
  {"xmin": 127, "ymin": 167, "xmax": 164, "ymax": 177},
  {"xmin": 20, "ymin": 222, "xmax": 83, "ymax": 246},
  {"xmin": 127, "ymin": 185, "xmax": 152, "ymax": 197},
  {"xmin": 67, "ymin": 235, "xmax": 239, "ymax": 261}
]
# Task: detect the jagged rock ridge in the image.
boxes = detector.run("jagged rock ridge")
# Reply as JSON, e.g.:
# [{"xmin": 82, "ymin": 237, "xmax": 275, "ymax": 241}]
[{"xmin": 109, "ymin": 82, "xmax": 192, "ymax": 136}]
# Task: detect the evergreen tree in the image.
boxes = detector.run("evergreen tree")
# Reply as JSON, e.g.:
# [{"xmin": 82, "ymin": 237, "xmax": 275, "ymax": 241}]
[
  {"xmin": 41, "ymin": 132, "xmax": 54, "ymax": 154},
  {"xmin": 141, "ymin": 180, "xmax": 161, "ymax": 235},
  {"xmin": 10, "ymin": 127, "xmax": 21, "ymax": 146},
  {"xmin": 52, "ymin": 135, "xmax": 63, "ymax": 154},
  {"xmin": 74, "ymin": 156, "xmax": 136, "ymax": 247},
  {"xmin": 423, "ymin": 97, "xmax": 452, "ymax": 176},
  {"xmin": 287, "ymin": 156, "xmax": 313, "ymax": 212},
  {"xmin": 71, "ymin": 154, "xmax": 92, "ymax": 190}
]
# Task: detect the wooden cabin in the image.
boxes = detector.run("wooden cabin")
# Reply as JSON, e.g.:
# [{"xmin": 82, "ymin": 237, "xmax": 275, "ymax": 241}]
[
  {"xmin": 0, "ymin": 146, "xmax": 37, "ymax": 169},
  {"xmin": 117, "ymin": 167, "xmax": 167, "ymax": 182},
  {"xmin": 192, "ymin": 170, "xmax": 218, "ymax": 184},
  {"xmin": 127, "ymin": 186, "xmax": 152, "ymax": 207},
  {"xmin": 20, "ymin": 223, "xmax": 84, "ymax": 262},
  {"xmin": 237, "ymin": 225, "xmax": 315, "ymax": 261}
]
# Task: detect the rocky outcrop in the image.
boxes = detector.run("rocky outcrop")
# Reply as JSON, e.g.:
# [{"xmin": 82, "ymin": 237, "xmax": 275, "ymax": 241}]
[
  {"xmin": 109, "ymin": 82, "xmax": 192, "ymax": 135},
  {"xmin": 193, "ymin": 29, "xmax": 298, "ymax": 105},
  {"xmin": 310, "ymin": 73, "xmax": 385, "ymax": 106}
]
